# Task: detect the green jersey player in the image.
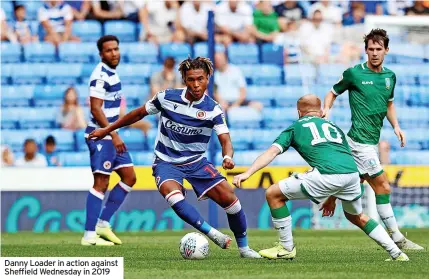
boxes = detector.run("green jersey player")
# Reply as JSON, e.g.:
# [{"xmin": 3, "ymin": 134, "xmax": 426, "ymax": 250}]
[
  {"xmin": 323, "ymin": 29, "xmax": 423, "ymax": 250},
  {"xmin": 233, "ymin": 94, "xmax": 408, "ymax": 261}
]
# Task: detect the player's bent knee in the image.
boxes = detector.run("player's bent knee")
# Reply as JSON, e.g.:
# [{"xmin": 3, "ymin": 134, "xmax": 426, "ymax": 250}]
[
  {"xmin": 165, "ymin": 190, "xmax": 185, "ymax": 207},
  {"xmin": 265, "ymin": 184, "xmax": 284, "ymax": 203}
]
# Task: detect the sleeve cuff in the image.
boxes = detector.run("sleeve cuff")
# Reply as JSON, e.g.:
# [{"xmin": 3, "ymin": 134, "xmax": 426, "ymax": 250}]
[
  {"xmin": 331, "ymin": 87, "xmax": 339, "ymax": 96},
  {"xmin": 89, "ymin": 89, "xmax": 105, "ymax": 100},
  {"xmin": 214, "ymin": 124, "xmax": 229, "ymax": 135},
  {"xmin": 272, "ymin": 143, "xmax": 283, "ymax": 153},
  {"xmin": 388, "ymin": 98, "xmax": 394, "ymax": 101},
  {"xmin": 145, "ymin": 101, "xmax": 159, "ymax": 115}
]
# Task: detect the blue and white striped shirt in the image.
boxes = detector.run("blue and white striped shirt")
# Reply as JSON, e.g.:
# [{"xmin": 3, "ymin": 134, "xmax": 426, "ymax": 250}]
[
  {"xmin": 145, "ymin": 88, "xmax": 229, "ymax": 164},
  {"xmin": 38, "ymin": 2, "xmax": 73, "ymax": 33},
  {"xmin": 85, "ymin": 62, "xmax": 122, "ymax": 140}
]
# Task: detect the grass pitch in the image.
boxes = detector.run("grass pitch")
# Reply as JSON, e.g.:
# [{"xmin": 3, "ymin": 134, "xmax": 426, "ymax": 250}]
[{"xmin": 2, "ymin": 229, "xmax": 428, "ymax": 279}]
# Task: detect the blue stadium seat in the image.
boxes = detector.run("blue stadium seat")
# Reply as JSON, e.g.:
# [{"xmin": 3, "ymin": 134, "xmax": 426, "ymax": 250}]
[
  {"xmin": 131, "ymin": 152, "xmax": 154, "ymax": 165},
  {"xmin": 72, "ymin": 20, "xmax": 103, "ymax": 42},
  {"xmin": 317, "ymin": 64, "xmax": 344, "ymax": 85},
  {"xmin": 274, "ymin": 86, "xmax": 307, "ymax": 107},
  {"xmin": 387, "ymin": 65, "xmax": 417, "ymax": 85},
  {"xmin": 273, "ymin": 151, "xmax": 308, "ymax": 166},
  {"xmin": 251, "ymin": 129, "xmax": 283, "ymax": 150},
  {"xmin": 227, "ymin": 107, "xmax": 262, "ymax": 129},
  {"xmin": 397, "ymin": 107, "xmax": 429, "ymax": 128},
  {"xmin": 104, "ymin": 20, "xmax": 136, "ymax": 42},
  {"xmin": 1, "ymin": 63, "xmax": 12, "ymax": 84},
  {"xmin": 284, "ymin": 64, "xmax": 316, "ymax": 85},
  {"xmin": 1, "ymin": 109, "xmax": 21, "ymax": 129},
  {"xmin": 59, "ymin": 42, "xmax": 97, "ymax": 63},
  {"xmin": 1, "ymin": 1, "xmax": 14, "ymax": 18},
  {"xmin": 19, "ymin": 107, "xmax": 58, "ymax": 129},
  {"xmin": 263, "ymin": 108, "xmax": 296, "ymax": 129},
  {"xmin": 124, "ymin": 85, "xmax": 150, "ymax": 106},
  {"xmin": 261, "ymin": 43, "xmax": 283, "ymax": 65},
  {"xmin": 29, "ymin": 21, "xmax": 40, "ymax": 36},
  {"xmin": 146, "ymin": 129, "xmax": 158, "ymax": 151},
  {"xmin": 11, "ymin": 63, "xmax": 47, "ymax": 84},
  {"xmin": 228, "ymin": 129, "xmax": 253, "ymax": 151},
  {"xmin": 80, "ymin": 63, "xmax": 98, "ymax": 84},
  {"xmin": 74, "ymin": 85, "xmax": 90, "ymax": 106},
  {"xmin": 46, "ymin": 63, "xmax": 82, "ymax": 84},
  {"xmin": 329, "ymin": 108, "xmax": 352, "ymax": 127},
  {"xmin": 23, "ymin": 42, "xmax": 56, "ymax": 63},
  {"xmin": 124, "ymin": 42, "xmax": 159, "ymax": 63},
  {"xmin": 413, "ymin": 64, "xmax": 429, "ymax": 86},
  {"xmin": 389, "ymin": 43, "xmax": 425, "ymax": 64},
  {"xmin": 391, "ymin": 151, "xmax": 429, "ymax": 165},
  {"xmin": 159, "ymin": 43, "xmax": 192, "ymax": 62},
  {"xmin": 1, "ymin": 43, "xmax": 22, "ymax": 63},
  {"xmin": 246, "ymin": 86, "xmax": 275, "ymax": 107},
  {"xmin": 118, "ymin": 128, "xmax": 146, "ymax": 151},
  {"xmin": 1, "ymin": 130, "xmax": 30, "ymax": 151},
  {"xmin": 33, "ymin": 85, "xmax": 68, "ymax": 107},
  {"xmin": 1, "ymin": 85, "xmax": 34, "ymax": 107},
  {"xmin": 228, "ymin": 43, "xmax": 259, "ymax": 64},
  {"xmin": 193, "ymin": 42, "xmax": 225, "ymax": 57},
  {"xmin": 75, "ymin": 129, "xmax": 88, "ymax": 151},
  {"xmin": 117, "ymin": 64, "xmax": 151, "ymax": 84},
  {"xmin": 59, "ymin": 152, "xmax": 90, "ymax": 166},
  {"xmin": 16, "ymin": 1, "xmax": 43, "ymax": 20},
  {"xmin": 236, "ymin": 64, "xmax": 282, "ymax": 85}
]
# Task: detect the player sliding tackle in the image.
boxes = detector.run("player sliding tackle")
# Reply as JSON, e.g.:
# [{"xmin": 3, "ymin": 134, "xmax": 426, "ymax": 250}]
[
  {"xmin": 323, "ymin": 28, "xmax": 422, "ymax": 250},
  {"xmin": 89, "ymin": 57, "xmax": 261, "ymax": 258},
  {"xmin": 233, "ymin": 94, "xmax": 409, "ymax": 261}
]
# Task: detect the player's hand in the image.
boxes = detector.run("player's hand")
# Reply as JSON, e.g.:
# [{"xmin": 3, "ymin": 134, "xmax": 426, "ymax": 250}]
[
  {"xmin": 112, "ymin": 133, "xmax": 127, "ymax": 154},
  {"xmin": 88, "ymin": 128, "xmax": 109, "ymax": 141},
  {"xmin": 232, "ymin": 172, "xmax": 250, "ymax": 188},
  {"xmin": 222, "ymin": 158, "xmax": 235, "ymax": 170},
  {"xmin": 394, "ymin": 126, "xmax": 406, "ymax": 147},
  {"xmin": 319, "ymin": 196, "xmax": 337, "ymax": 217},
  {"xmin": 322, "ymin": 108, "xmax": 330, "ymax": 119}
]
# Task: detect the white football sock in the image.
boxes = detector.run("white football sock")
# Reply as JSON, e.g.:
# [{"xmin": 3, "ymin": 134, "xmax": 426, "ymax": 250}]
[
  {"xmin": 97, "ymin": 219, "xmax": 110, "ymax": 228},
  {"xmin": 377, "ymin": 203, "xmax": 404, "ymax": 242},
  {"xmin": 84, "ymin": 230, "xmax": 96, "ymax": 239},
  {"xmin": 272, "ymin": 216, "xmax": 294, "ymax": 251},
  {"xmin": 368, "ymin": 224, "xmax": 402, "ymax": 258}
]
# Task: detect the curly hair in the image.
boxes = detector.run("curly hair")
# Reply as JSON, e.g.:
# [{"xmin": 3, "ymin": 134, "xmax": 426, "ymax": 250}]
[
  {"xmin": 364, "ymin": 28, "xmax": 389, "ymax": 49},
  {"xmin": 178, "ymin": 57, "xmax": 214, "ymax": 82}
]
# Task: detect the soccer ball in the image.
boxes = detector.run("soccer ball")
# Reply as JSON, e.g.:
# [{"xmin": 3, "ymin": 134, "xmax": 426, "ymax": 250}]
[{"xmin": 179, "ymin": 232, "xmax": 209, "ymax": 260}]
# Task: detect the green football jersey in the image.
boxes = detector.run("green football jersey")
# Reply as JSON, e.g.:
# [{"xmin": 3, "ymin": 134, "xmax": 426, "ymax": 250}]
[
  {"xmin": 273, "ymin": 116, "xmax": 358, "ymax": 174},
  {"xmin": 332, "ymin": 62, "xmax": 396, "ymax": 145}
]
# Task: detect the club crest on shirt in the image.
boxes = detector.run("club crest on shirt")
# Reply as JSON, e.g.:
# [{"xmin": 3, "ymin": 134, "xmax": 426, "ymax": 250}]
[
  {"xmin": 385, "ymin": 78, "xmax": 391, "ymax": 89},
  {"xmin": 196, "ymin": 110, "xmax": 206, "ymax": 119},
  {"xmin": 103, "ymin": 161, "xmax": 112, "ymax": 169}
]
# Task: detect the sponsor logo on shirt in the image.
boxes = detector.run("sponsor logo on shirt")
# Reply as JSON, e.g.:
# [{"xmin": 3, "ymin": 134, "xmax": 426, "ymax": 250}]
[
  {"xmin": 165, "ymin": 120, "xmax": 203, "ymax": 135},
  {"xmin": 362, "ymin": 81, "xmax": 373, "ymax": 85}
]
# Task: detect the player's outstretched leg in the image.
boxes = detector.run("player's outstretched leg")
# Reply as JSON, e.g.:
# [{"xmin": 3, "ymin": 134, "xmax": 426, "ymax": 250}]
[
  {"xmin": 365, "ymin": 174, "xmax": 423, "ymax": 250},
  {"xmin": 82, "ymin": 174, "xmax": 114, "ymax": 246},
  {"xmin": 258, "ymin": 183, "xmax": 296, "ymax": 260},
  {"xmin": 342, "ymin": 199, "xmax": 409, "ymax": 261},
  {"xmin": 161, "ymin": 181, "xmax": 232, "ymax": 249},
  {"xmin": 97, "ymin": 167, "xmax": 136, "ymax": 245},
  {"xmin": 206, "ymin": 181, "xmax": 261, "ymax": 258}
]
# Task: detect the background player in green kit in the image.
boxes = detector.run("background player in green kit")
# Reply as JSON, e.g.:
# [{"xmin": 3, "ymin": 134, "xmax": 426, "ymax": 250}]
[
  {"xmin": 233, "ymin": 94, "xmax": 408, "ymax": 261},
  {"xmin": 323, "ymin": 29, "xmax": 423, "ymax": 250}
]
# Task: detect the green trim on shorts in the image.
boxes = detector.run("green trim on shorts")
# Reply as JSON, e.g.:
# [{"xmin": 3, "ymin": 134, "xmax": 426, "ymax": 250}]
[
  {"xmin": 370, "ymin": 169, "xmax": 384, "ymax": 178},
  {"xmin": 270, "ymin": 205, "xmax": 290, "ymax": 219},
  {"xmin": 362, "ymin": 218, "xmax": 379, "ymax": 235},
  {"xmin": 300, "ymin": 184, "xmax": 320, "ymax": 204},
  {"xmin": 352, "ymin": 183, "xmax": 366, "ymax": 201},
  {"xmin": 375, "ymin": 194, "xmax": 390, "ymax": 204}
]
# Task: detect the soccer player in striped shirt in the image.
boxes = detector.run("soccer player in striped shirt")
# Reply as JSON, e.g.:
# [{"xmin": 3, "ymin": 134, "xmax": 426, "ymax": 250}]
[
  {"xmin": 89, "ymin": 57, "xmax": 261, "ymax": 258},
  {"xmin": 82, "ymin": 35, "xmax": 136, "ymax": 246}
]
